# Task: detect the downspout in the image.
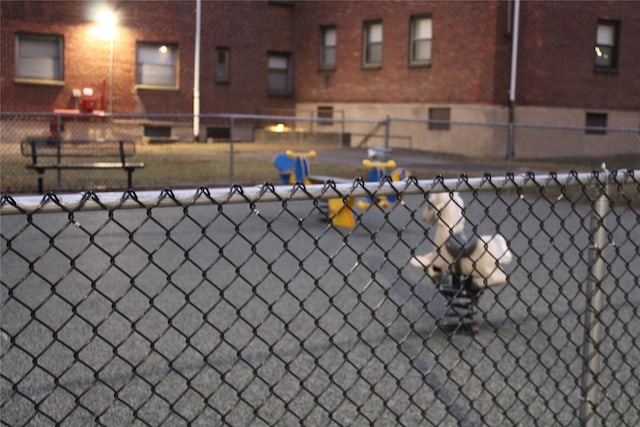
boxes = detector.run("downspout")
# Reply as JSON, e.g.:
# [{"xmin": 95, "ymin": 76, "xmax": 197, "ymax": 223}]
[
  {"xmin": 193, "ymin": 0, "xmax": 201, "ymax": 141},
  {"xmin": 507, "ymin": 0, "xmax": 520, "ymax": 163}
]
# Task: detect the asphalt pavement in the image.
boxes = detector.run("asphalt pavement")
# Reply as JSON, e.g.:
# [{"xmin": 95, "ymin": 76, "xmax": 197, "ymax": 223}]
[
  {"xmin": 1, "ymin": 183, "xmax": 638, "ymax": 426},
  {"xmin": 311, "ymin": 146, "xmax": 526, "ymax": 176}
]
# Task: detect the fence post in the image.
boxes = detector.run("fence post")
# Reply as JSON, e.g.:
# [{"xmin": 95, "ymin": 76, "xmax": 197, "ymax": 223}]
[
  {"xmin": 579, "ymin": 164, "xmax": 610, "ymax": 427},
  {"xmin": 384, "ymin": 115, "xmax": 390, "ymax": 149},
  {"xmin": 507, "ymin": 118, "xmax": 515, "ymax": 169},
  {"xmin": 55, "ymin": 113, "xmax": 62, "ymax": 191},
  {"xmin": 229, "ymin": 115, "xmax": 235, "ymax": 183}
]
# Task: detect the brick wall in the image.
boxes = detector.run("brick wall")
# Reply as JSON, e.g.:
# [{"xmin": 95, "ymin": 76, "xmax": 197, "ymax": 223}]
[
  {"xmin": 0, "ymin": 0, "xmax": 296, "ymax": 115},
  {"xmin": 516, "ymin": 1, "xmax": 640, "ymax": 110},
  {"xmin": 294, "ymin": 0, "xmax": 640, "ymax": 111},
  {"xmin": 2, "ymin": 0, "xmax": 638, "ymax": 115},
  {"xmin": 198, "ymin": 0, "xmax": 296, "ymax": 115},
  {"xmin": 294, "ymin": 1, "xmax": 511, "ymax": 105}
]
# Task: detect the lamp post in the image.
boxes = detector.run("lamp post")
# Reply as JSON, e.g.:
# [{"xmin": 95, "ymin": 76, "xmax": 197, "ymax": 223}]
[{"xmin": 96, "ymin": 9, "xmax": 116, "ymax": 113}]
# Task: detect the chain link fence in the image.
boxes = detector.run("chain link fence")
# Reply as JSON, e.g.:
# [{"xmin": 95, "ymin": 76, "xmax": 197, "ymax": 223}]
[
  {"xmin": 1, "ymin": 170, "xmax": 638, "ymax": 425},
  {"xmin": 2, "ymin": 112, "xmax": 639, "ymax": 194}
]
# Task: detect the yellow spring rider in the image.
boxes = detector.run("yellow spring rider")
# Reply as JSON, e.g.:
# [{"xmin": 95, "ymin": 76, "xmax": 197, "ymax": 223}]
[{"xmin": 273, "ymin": 150, "xmax": 408, "ymax": 228}]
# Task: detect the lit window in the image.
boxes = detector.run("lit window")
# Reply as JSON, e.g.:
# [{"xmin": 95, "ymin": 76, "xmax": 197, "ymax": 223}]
[
  {"xmin": 320, "ymin": 26, "xmax": 336, "ymax": 69},
  {"xmin": 429, "ymin": 107, "xmax": 450, "ymax": 130},
  {"xmin": 410, "ymin": 15, "xmax": 432, "ymax": 65},
  {"xmin": 595, "ymin": 20, "xmax": 618, "ymax": 71},
  {"xmin": 267, "ymin": 53, "xmax": 292, "ymax": 95},
  {"xmin": 136, "ymin": 42, "xmax": 178, "ymax": 88},
  {"xmin": 216, "ymin": 47, "xmax": 230, "ymax": 83},
  {"xmin": 585, "ymin": 112, "xmax": 607, "ymax": 135},
  {"xmin": 15, "ymin": 33, "xmax": 64, "ymax": 82},
  {"xmin": 363, "ymin": 20, "xmax": 383, "ymax": 67}
]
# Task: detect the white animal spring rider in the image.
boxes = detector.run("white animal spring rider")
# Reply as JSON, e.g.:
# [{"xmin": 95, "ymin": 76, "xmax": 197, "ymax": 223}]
[{"xmin": 410, "ymin": 192, "xmax": 513, "ymax": 333}]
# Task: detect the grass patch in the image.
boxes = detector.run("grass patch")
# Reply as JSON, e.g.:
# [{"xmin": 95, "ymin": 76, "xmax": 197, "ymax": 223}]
[
  {"xmin": 134, "ymin": 142, "xmax": 367, "ymax": 189},
  {"xmin": 2, "ymin": 140, "xmax": 638, "ymax": 194}
]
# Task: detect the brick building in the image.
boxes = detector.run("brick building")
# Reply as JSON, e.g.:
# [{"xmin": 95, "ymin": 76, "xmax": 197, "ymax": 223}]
[
  {"xmin": 1, "ymin": 0, "xmax": 638, "ymax": 157},
  {"xmin": 1, "ymin": 0, "xmax": 296, "ymax": 115}
]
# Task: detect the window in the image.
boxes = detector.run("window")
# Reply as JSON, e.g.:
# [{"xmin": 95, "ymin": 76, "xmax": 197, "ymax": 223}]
[
  {"xmin": 267, "ymin": 53, "xmax": 292, "ymax": 95},
  {"xmin": 429, "ymin": 107, "xmax": 451, "ymax": 130},
  {"xmin": 15, "ymin": 33, "xmax": 63, "ymax": 82},
  {"xmin": 216, "ymin": 47, "xmax": 230, "ymax": 83},
  {"xmin": 320, "ymin": 26, "xmax": 336, "ymax": 69},
  {"xmin": 585, "ymin": 112, "xmax": 607, "ymax": 135},
  {"xmin": 136, "ymin": 42, "xmax": 178, "ymax": 88},
  {"xmin": 363, "ymin": 20, "xmax": 382, "ymax": 67},
  {"xmin": 595, "ymin": 20, "xmax": 619, "ymax": 71},
  {"xmin": 144, "ymin": 125, "xmax": 172, "ymax": 138},
  {"xmin": 410, "ymin": 15, "xmax": 432, "ymax": 65},
  {"xmin": 317, "ymin": 106, "xmax": 334, "ymax": 126}
]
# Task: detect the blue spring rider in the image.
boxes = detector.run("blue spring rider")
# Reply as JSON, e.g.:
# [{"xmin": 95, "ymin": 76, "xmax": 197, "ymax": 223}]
[
  {"xmin": 273, "ymin": 150, "xmax": 317, "ymax": 185},
  {"xmin": 356, "ymin": 159, "xmax": 409, "ymax": 210}
]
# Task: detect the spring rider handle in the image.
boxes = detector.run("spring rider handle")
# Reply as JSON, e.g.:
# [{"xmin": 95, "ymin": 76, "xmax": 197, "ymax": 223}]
[
  {"xmin": 286, "ymin": 150, "xmax": 317, "ymax": 160},
  {"xmin": 362, "ymin": 159, "xmax": 397, "ymax": 174}
]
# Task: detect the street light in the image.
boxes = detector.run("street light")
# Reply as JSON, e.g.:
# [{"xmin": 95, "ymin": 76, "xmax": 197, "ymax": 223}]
[{"xmin": 96, "ymin": 8, "xmax": 116, "ymax": 113}]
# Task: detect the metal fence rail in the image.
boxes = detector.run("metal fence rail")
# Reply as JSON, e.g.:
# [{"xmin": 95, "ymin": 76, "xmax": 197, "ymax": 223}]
[{"xmin": 1, "ymin": 170, "xmax": 639, "ymax": 426}]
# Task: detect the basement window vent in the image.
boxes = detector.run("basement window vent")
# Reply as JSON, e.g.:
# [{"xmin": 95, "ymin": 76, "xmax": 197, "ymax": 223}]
[
  {"xmin": 144, "ymin": 125, "xmax": 172, "ymax": 138},
  {"xmin": 585, "ymin": 112, "xmax": 607, "ymax": 135},
  {"xmin": 318, "ymin": 106, "xmax": 334, "ymax": 126},
  {"xmin": 428, "ymin": 107, "xmax": 451, "ymax": 130},
  {"xmin": 207, "ymin": 127, "xmax": 231, "ymax": 141}
]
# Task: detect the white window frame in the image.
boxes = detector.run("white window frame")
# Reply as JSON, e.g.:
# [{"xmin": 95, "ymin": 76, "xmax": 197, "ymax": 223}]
[
  {"xmin": 136, "ymin": 42, "xmax": 178, "ymax": 89},
  {"xmin": 363, "ymin": 20, "xmax": 383, "ymax": 68},
  {"xmin": 320, "ymin": 26, "xmax": 336, "ymax": 70},
  {"xmin": 15, "ymin": 33, "xmax": 64, "ymax": 83},
  {"xmin": 267, "ymin": 53, "xmax": 292, "ymax": 95},
  {"xmin": 410, "ymin": 15, "xmax": 432, "ymax": 66}
]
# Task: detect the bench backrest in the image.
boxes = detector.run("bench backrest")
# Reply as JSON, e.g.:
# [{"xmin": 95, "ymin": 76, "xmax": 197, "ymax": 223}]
[{"xmin": 21, "ymin": 140, "xmax": 137, "ymax": 165}]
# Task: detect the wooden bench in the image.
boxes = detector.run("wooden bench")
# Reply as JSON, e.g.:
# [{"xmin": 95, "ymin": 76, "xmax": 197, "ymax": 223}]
[{"xmin": 21, "ymin": 139, "xmax": 145, "ymax": 193}]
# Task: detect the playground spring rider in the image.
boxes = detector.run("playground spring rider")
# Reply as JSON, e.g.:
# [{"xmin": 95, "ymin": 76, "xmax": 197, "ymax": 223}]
[
  {"xmin": 273, "ymin": 150, "xmax": 356, "ymax": 228},
  {"xmin": 273, "ymin": 150, "xmax": 409, "ymax": 228},
  {"xmin": 273, "ymin": 150, "xmax": 318, "ymax": 185},
  {"xmin": 410, "ymin": 192, "xmax": 513, "ymax": 332},
  {"xmin": 356, "ymin": 158, "xmax": 409, "ymax": 210}
]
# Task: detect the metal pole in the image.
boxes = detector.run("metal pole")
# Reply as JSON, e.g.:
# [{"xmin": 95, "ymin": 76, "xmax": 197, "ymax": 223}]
[
  {"xmin": 579, "ymin": 164, "xmax": 610, "ymax": 427},
  {"xmin": 193, "ymin": 0, "xmax": 201, "ymax": 141},
  {"xmin": 108, "ymin": 32, "xmax": 114, "ymax": 113},
  {"xmin": 56, "ymin": 113, "xmax": 62, "ymax": 191},
  {"xmin": 229, "ymin": 116, "xmax": 235, "ymax": 183},
  {"xmin": 508, "ymin": 0, "xmax": 520, "ymax": 106},
  {"xmin": 384, "ymin": 115, "xmax": 390, "ymax": 149},
  {"xmin": 507, "ymin": 0, "xmax": 520, "ymax": 167},
  {"xmin": 4, "ymin": 169, "xmax": 638, "ymax": 215},
  {"xmin": 507, "ymin": 109, "xmax": 514, "ymax": 167}
]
